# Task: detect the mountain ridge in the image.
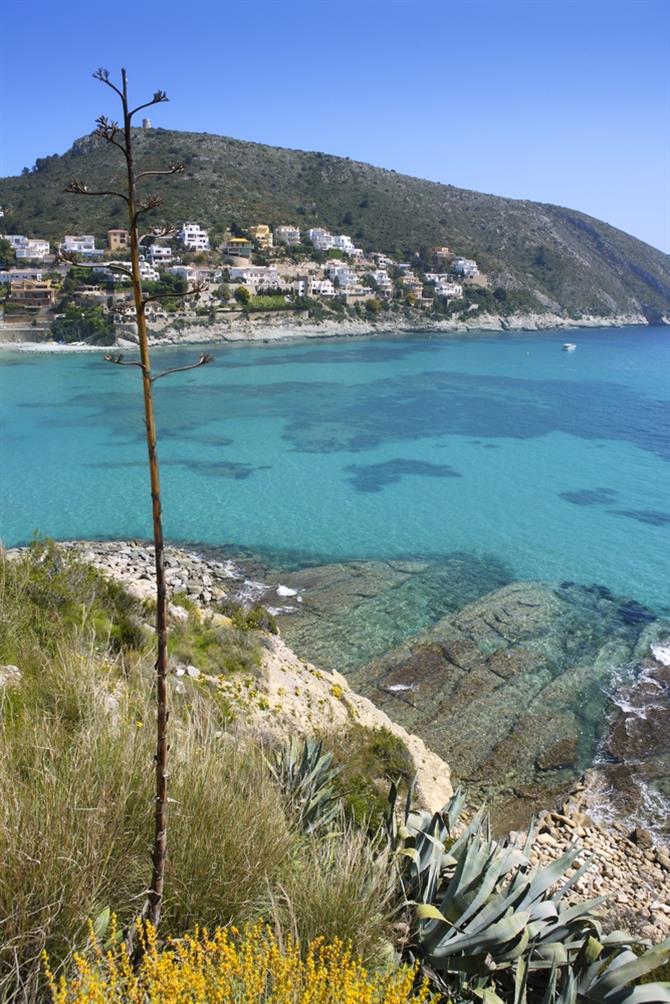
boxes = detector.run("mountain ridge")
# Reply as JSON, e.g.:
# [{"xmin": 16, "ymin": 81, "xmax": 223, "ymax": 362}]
[{"xmin": 2, "ymin": 127, "xmax": 669, "ymax": 320}]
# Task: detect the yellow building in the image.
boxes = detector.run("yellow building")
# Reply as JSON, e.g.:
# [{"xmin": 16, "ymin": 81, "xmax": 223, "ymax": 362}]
[
  {"xmin": 107, "ymin": 229, "xmax": 129, "ymax": 251},
  {"xmin": 9, "ymin": 279, "xmax": 57, "ymax": 310},
  {"xmin": 248, "ymin": 224, "xmax": 273, "ymax": 249}
]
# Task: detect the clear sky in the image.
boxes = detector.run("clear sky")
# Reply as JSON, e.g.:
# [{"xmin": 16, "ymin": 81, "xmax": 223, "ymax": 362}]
[{"xmin": 2, "ymin": 0, "xmax": 669, "ymax": 252}]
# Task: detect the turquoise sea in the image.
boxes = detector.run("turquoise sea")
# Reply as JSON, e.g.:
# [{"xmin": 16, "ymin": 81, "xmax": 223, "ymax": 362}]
[{"xmin": 1, "ymin": 326, "xmax": 669, "ymax": 613}]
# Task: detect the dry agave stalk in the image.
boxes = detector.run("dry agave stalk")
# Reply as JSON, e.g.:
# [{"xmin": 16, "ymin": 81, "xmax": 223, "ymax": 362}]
[{"xmin": 65, "ymin": 66, "xmax": 213, "ymax": 937}]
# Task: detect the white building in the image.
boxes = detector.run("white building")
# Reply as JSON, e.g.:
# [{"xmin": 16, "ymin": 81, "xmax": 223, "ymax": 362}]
[
  {"xmin": 307, "ymin": 277, "xmax": 336, "ymax": 298},
  {"xmin": 371, "ymin": 252, "xmax": 394, "ymax": 269},
  {"xmin": 450, "ymin": 257, "xmax": 478, "ymax": 278},
  {"xmin": 0, "ymin": 268, "xmax": 44, "ymax": 283},
  {"xmin": 327, "ymin": 262, "xmax": 358, "ymax": 288},
  {"xmin": 4, "ymin": 235, "xmax": 28, "ymax": 250},
  {"xmin": 145, "ymin": 244, "xmax": 172, "ymax": 265},
  {"xmin": 370, "ymin": 269, "xmax": 393, "ymax": 295},
  {"xmin": 17, "ymin": 239, "xmax": 50, "ymax": 260},
  {"xmin": 332, "ymin": 233, "xmax": 364, "ymax": 256},
  {"xmin": 169, "ymin": 265, "xmax": 198, "ymax": 283},
  {"xmin": 60, "ymin": 235, "xmax": 100, "ymax": 256},
  {"xmin": 4, "ymin": 235, "xmax": 50, "ymax": 259},
  {"xmin": 229, "ymin": 265, "xmax": 281, "ymax": 288},
  {"xmin": 177, "ymin": 222, "xmax": 210, "ymax": 251},
  {"xmin": 425, "ymin": 273, "xmax": 462, "ymax": 295},
  {"xmin": 105, "ymin": 260, "xmax": 160, "ymax": 283},
  {"xmin": 274, "ymin": 225, "xmax": 301, "ymax": 246},
  {"xmin": 305, "ymin": 228, "xmax": 334, "ymax": 251}
]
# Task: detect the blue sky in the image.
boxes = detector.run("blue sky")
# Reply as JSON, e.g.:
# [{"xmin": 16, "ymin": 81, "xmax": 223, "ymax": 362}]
[{"xmin": 2, "ymin": 0, "xmax": 669, "ymax": 251}]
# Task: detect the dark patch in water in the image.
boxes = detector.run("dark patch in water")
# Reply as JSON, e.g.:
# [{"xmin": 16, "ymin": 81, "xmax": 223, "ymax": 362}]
[
  {"xmin": 559, "ymin": 487, "xmax": 619, "ymax": 506},
  {"xmin": 616, "ymin": 602, "xmax": 656, "ymax": 625},
  {"xmin": 33, "ymin": 366, "xmax": 670, "ymax": 465},
  {"xmin": 86, "ymin": 460, "xmax": 146, "ymax": 469},
  {"xmin": 214, "ymin": 340, "xmax": 439, "ymax": 369},
  {"xmin": 610, "ymin": 509, "xmax": 670, "ymax": 527},
  {"xmin": 161, "ymin": 430, "xmax": 234, "ymax": 447},
  {"xmin": 345, "ymin": 458, "xmax": 461, "ymax": 494},
  {"xmin": 164, "ymin": 459, "xmax": 269, "ymax": 480}
]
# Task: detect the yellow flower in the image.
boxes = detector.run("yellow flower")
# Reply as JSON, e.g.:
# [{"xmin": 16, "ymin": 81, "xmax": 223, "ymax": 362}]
[{"xmin": 45, "ymin": 917, "xmax": 438, "ymax": 1003}]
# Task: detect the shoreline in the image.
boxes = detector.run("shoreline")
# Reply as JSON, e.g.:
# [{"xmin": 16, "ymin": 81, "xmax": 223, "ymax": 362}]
[
  {"xmin": 0, "ymin": 309, "xmax": 657, "ymax": 353},
  {"xmin": 5, "ymin": 537, "xmax": 670, "ymax": 940}
]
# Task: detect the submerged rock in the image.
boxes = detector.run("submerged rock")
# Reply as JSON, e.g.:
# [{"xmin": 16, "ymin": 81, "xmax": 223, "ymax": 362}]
[
  {"xmin": 588, "ymin": 654, "xmax": 670, "ymax": 842},
  {"xmin": 342, "ymin": 580, "xmax": 668, "ymax": 832},
  {"xmin": 275, "ymin": 551, "xmax": 511, "ymax": 674}
]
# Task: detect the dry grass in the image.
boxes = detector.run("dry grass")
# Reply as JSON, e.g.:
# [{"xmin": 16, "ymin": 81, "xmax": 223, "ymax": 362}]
[
  {"xmin": 269, "ymin": 824, "xmax": 397, "ymax": 968},
  {"xmin": 0, "ymin": 545, "xmax": 396, "ymax": 999}
]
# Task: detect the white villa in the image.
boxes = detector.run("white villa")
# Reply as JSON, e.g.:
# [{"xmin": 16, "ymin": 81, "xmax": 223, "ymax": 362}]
[
  {"xmin": 332, "ymin": 234, "xmax": 362, "ymax": 256},
  {"xmin": 273, "ymin": 225, "xmax": 301, "ymax": 246},
  {"xmin": 145, "ymin": 244, "xmax": 173, "ymax": 265},
  {"xmin": 59, "ymin": 235, "xmax": 101, "ymax": 257},
  {"xmin": 229, "ymin": 265, "xmax": 281, "ymax": 289},
  {"xmin": 450, "ymin": 257, "xmax": 478, "ymax": 277},
  {"xmin": 327, "ymin": 261, "xmax": 358, "ymax": 287},
  {"xmin": 177, "ymin": 223, "xmax": 210, "ymax": 251},
  {"xmin": 169, "ymin": 264, "xmax": 198, "ymax": 283},
  {"xmin": 307, "ymin": 276, "xmax": 336, "ymax": 297},
  {"xmin": 305, "ymin": 228, "xmax": 334, "ymax": 251},
  {"xmin": 425, "ymin": 274, "xmax": 463, "ymax": 298},
  {"xmin": 370, "ymin": 269, "xmax": 393, "ymax": 296},
  {"xmin": 112, "ymin": 260, "xmax": 160, "ymax": 283},
  {"xmin": 5, "ymin": 235, "xmax": 51, "ymax": 260}
]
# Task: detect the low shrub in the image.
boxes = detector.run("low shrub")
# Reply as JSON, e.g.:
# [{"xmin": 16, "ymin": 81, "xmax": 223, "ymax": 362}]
[
  {"xmin": 324, "ymin": 725, "xmax": 415, "ymax": 830},
  {"xmin": 46, "ymin": 920, "xmax": 436, "ymax": 1003},
  {"xmin": 168, "ymin": 615, "xmax": 262, "ymax": 676}
]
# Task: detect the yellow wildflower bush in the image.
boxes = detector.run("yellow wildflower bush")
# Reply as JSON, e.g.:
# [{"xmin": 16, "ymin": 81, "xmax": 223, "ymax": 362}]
[{"xmin": 45, "ymin": 919, "xmax": 438, "ymax": 1004}]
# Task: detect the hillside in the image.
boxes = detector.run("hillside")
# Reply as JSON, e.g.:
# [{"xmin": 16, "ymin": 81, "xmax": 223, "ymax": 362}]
[
  {"xmin": 1, "ymin": 128, "xmax": 669, "ymax": 320},
  {"xmin": 3, "ymin": 540, "xmax": 670, "ymax": 1001}
]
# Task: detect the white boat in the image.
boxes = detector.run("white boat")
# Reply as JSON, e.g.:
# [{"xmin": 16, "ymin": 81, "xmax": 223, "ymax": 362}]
[{"xmin": 562, "ymin": 342, "xmax": 577, "ymax": 351}]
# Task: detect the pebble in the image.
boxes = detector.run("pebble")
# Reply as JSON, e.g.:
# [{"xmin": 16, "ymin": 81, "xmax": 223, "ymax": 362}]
[
  {"xmin": 532, "ymin": 790, "xmax": 670, "ymax": 945},
  {"xmin": 41, "ymin": 539, "xmax": 283, "ymax": 612}
]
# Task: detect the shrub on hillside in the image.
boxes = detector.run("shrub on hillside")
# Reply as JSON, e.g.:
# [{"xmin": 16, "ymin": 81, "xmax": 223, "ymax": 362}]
[
  {"xmin": 324, "ymin": 725, "xmax": 415, "ymax": 830},
  {"xmin": 45, "ymin": 921, "xmax": 436, "ymax": 1003}
]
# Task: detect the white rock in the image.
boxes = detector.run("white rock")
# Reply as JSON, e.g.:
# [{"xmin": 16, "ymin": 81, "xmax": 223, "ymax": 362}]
[
  {"xmin": 0, "ymin": 664, "xmax": 22, "ymax": 688},
  {"xmin": 168, "ymin": 604, "xmax": 189, "ymax": 622}
]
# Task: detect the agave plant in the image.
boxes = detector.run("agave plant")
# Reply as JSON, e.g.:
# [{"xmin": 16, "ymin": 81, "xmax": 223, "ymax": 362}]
[
  {"xmin": 268, "ymin": 737, "xmax": 342, "ymax": 834},
  {"xmin": 387, "ymin": 785, "xmax": 670, "ymax": 1003}
]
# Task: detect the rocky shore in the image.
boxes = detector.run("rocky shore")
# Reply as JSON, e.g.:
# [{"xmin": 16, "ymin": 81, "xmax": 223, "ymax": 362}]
[
  {"xmin": 136, "ymin": 309, "xmax": 651, "ymax": 346},
  {"xmin": 526, "ymin": 779, "xmax": 670, "ymax": 942},
  {"xmin": 7, "ymin": 538, "xmax": 668, "ymax": 941},
  {"xmin": 45, "ymin": 539, "xmax": 304, "ymax": 615},
  {"xmin": 0, "ymin": 309, "xmax": 655, "ymax": 352}
]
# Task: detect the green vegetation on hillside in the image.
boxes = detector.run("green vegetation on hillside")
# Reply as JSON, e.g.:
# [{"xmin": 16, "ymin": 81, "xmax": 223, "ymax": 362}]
[
  {"xmin": 0, "ymin": 543, "xmax": 395, "ymax": 1000},
  {"xmin": 1, "ymin": 129, "xmax": 668, "ymax": 319}
]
